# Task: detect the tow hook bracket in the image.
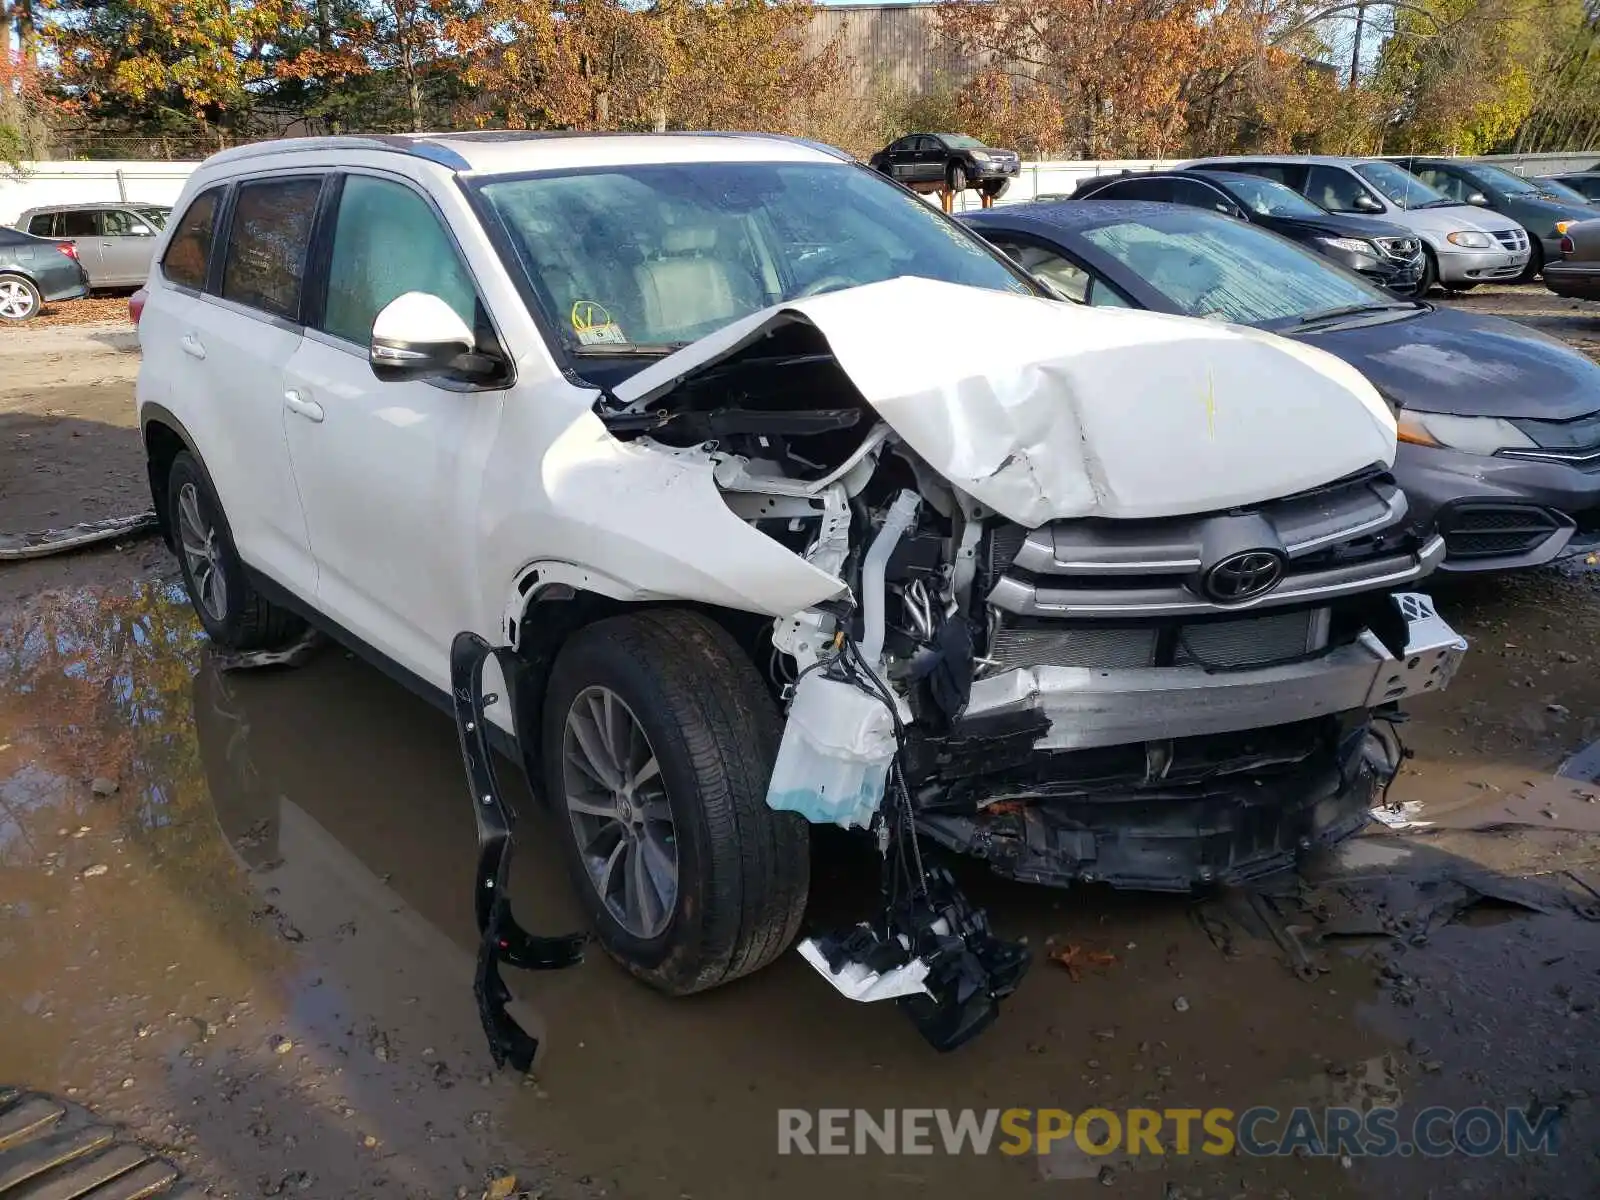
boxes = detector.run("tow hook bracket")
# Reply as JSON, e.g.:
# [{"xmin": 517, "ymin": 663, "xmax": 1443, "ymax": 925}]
[{"xmin": 451, "ymin": 631, "xmax": 588, "ymax": 1073}]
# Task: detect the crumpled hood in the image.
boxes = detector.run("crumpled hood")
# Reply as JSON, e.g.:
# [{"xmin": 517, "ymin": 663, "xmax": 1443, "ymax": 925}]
[{"xmin": 613, "ymin": 277, "xmax": 1397, "ymax": 526}]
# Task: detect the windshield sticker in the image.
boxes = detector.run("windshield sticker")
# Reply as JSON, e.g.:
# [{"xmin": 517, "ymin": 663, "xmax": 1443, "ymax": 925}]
[{"xmin": 571, "ymin": 300, "xmax": 628, "ymax": 346}]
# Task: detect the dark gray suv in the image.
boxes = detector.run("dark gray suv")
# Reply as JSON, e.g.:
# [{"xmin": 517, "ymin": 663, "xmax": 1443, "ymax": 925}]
[{"xmin": 1388, "ymin": 157, "xmax": 1600, "ymax": 280}]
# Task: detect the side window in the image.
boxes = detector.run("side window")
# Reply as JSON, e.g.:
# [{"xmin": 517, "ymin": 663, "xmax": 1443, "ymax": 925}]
[
  {"xmin": 1306, "ymin": 166, "xmax": 1377, "ymax": 214},
  {"xmin": 101, "ymin": 209, "xmax": 152, "ymax": 236},
  {"xmin": 990, "ymin": 239, "xmax": 1090, "ymax": 303},
  {"xmin": 162, "ymin": 189, "xmax": 222, "ymax": 291},
  {"xmin": 221, "ymin": 177, "xmax": 322, "ymax": 321},
  {"xmin": 27, "ymin": 213, "xmax": 56, "ymax": 237},
  {"xmin": 1102, "ymin": 177, "xmax": 1176, "ymax": 202},
  {"xmin": 59, "ymin": 211, "xmax": 98, "ymax": 237},
  {"xmin": 1086, "ymin": 279, "xmax": 1132, "ymax": 307},
  {"xmin": 1232, "ymin": 163, "xmax": 1290, "ymax": 184},
  {"xmin": 320, "ymin": 175, "xmax": 479, "ymax": 346},
  {"xmin": 914, "ymin": 137, "xmax": 940, "ymax": 152},
  {"xmin": 888, "ymin": 138, "xmax": 914, "ymax": 154},
  {"xmin": 1173, "ymin": 179, "xmax": 1237, "ymax": 215},
  {"xmin": 1416, "ymin": 167, "xmax": 1470, "ymax": 202}
]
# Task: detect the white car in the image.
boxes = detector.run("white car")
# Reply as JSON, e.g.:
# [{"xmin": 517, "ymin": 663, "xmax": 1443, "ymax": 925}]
[{"xmin": 135, "ymin": 132, "xmax": 1468, "ymax": 1056}]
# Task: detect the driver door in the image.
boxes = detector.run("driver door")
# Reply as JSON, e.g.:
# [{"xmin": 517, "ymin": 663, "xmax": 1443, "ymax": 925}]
[{"xmin": 281, "ymin": 171, "xmax": 502, "ymax": 687}]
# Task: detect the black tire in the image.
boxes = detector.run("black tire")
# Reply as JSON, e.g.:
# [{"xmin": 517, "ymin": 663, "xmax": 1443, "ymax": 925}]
[
  {"xmin": 0, "ymin": 273, "xmax": 43, "ymax": 323},
  {"xmin": 1519, "ymin": 241, "xmax": 1544, "ymax": 283},
  {"xmin": 980, "ymin": 178, "xmax": 1009, "ymax": 200},
  {"xmin": 1418, "ymin": 247, "xmax": 1439, "ymax": 296},
  {"xmin": 166, "ymin": 451, "xmax": 305, "ymax": 651},
  {"xmin": 948, "ymin": 163, "xmax": 969, "ymax": 193},
  {"xmin": 1446, "ymin": 281, "xmax": 1478, "ymax": 293},
  {"xmin": 542, "ymin": 608, "xmax": 809, "ymax": 995}
]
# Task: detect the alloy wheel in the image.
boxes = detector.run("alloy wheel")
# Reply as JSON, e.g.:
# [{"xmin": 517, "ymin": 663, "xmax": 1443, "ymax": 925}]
[
  {"xmin": 177, "ymin": 481, "xmax": 229, "ymax": 622},
  {"xmin": 561, "ymin": 685, "xmax": 678, "ymax": 939},
  {"xmin": 0, "ymin": 279, "xmax": 37, "ymax": 321}
]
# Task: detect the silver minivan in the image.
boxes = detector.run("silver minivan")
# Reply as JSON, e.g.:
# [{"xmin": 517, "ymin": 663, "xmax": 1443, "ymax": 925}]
[
  {"xmin": 15, "ymin": 202, "xmax": 171, "ymax": 289},
  {"xmin": 1183, "ymin": 155, "xmax": 1529, "ymax": 292}
]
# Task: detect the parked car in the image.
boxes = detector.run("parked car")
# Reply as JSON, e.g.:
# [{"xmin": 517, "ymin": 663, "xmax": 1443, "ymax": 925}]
[
  {"xmin": 1541, "ymin": 172, "xmax": 1600, "ymax": 203},
  {"xmin": 1185, "ymin": 155, "xmax": 1530, "ymax": 293},
  {"xmin": 1543, "ymin": 216, "xmax": 1600, "ymax": 301},
  {"xmin": 0, "ymin": 225, "xmax": 91, "ymax": 322},
  {"xmin": 1386, "ymin": 157, "xmax": 1598, "ymax": 281},
  {"xmin": 15, "ymin": 202, "xmax": 172, "ymax": 289},
  {"xmin": 868, "ymin": 133, "xmax": 1020, "ymax": 197},
  {"xmin": 1070, "ymin": 168, "xmax": 1425, "ymax": 294},
  {"xmin": 962, "ymin": 199, "xmax": 1600, "ymax": 571},
  {"xmin": 135, "ymin": 132, "xmax": 1463, "ymax": 1055}
]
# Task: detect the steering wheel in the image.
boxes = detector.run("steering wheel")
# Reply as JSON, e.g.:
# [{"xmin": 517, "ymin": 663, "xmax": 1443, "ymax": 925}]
[{"xmin": 794, "ymin": 274, "xmax": 857, "ymax": 299}]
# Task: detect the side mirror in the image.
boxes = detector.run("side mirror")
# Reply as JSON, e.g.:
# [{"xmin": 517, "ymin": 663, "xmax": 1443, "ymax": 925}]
[
  {"xmin": 1466, "ymin": 191, "xmax": 1490, "ymax": 206},
  {"xmin": 1354, "ymin": 193, "xmax": 1384, "ymax": 214},
  {"xmin": 370, "ymin": 292, "xmax": 476, "ymax": 382}
]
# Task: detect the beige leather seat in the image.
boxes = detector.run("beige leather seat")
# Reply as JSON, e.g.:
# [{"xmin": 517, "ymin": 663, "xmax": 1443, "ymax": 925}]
[{"xmin": 634, "ymin": 226, "xmax": 754, "ymax": 337}]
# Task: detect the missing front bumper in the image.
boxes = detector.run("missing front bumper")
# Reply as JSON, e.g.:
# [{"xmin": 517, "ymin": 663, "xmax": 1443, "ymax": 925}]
[{"xmin": 963, "ymin": 591, "xmax": 1466, "ymax": 752}]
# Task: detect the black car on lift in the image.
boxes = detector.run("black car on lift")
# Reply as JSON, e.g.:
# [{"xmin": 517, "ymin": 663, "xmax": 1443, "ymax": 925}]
[
  {"xmin": 868, "ymin": 133, "xmax": 1021, "ymax": 198},
  {"xmin": 1070, "ymin": 169, "xmax": 1426, "ymax": 294}
]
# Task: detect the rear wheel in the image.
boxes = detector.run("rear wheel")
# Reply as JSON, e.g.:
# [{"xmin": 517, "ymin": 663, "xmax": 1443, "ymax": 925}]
[
  {"xmin": 543, "ymin": 608, "xmax": 809, "ymax": 995},
  {"xmin": 948, "ymin": 163, "xmax": 969, "ymax": 194},
  {"xmin": 980, "ymin": 178, "xmax": 1009, "ymax": 200},
  {"xmin": 0, "ymin": 274, "xmax": 41, "ymax": 323},
  {"xmin": 167, "ymin": 451, "xmax": 305, "ymax": 651}
]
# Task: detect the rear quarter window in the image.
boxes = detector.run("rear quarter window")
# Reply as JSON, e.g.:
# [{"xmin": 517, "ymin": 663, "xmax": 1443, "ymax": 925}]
[
  {"xmin": 27, "ymin": 214, "xmax": 56, "ymax": 237},
  {"xmin": 162, "ymin": 188, "xmax": 223, "ymax": 291}
]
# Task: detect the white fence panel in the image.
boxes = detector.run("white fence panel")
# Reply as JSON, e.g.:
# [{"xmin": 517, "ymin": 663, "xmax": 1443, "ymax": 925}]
[{"xmin": 0, "ymin": 162, "xmax": 201, "ymax": 225}]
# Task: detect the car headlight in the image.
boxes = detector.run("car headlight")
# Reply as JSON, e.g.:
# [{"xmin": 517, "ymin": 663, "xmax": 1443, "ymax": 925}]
[
  {"xmin": 969, "ymin": 152, "xmax": 991, "ymax": 162},
  {"xmin": 1446, "ymin": 230, "xmax": 1493, "ymax": 248},
  {"xmin": 1314, "ymin": 236, "xmax": 1377, "ymax": 257},
  {"xmin": 1396, "ymin": 412, "xmax": 1536, "ymax": 454}
]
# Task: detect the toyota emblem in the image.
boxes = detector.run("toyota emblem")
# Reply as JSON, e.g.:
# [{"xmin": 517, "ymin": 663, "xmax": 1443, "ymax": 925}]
[{"xmin": 1201, "ymin": 550, "xmax": 1285, "ymax": 603}]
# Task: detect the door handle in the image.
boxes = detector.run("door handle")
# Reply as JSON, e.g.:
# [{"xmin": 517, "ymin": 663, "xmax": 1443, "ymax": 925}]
[
  {"xmin": 180, "ymin": 333, "xmax": 206, "ymax": 360},
  {"xmin": 284, "ymin": 388, "xmax": 325, "ymax": 423}
]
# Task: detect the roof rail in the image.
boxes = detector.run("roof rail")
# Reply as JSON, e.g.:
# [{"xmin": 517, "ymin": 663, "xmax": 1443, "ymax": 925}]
[{"xmin": 200, "ymin": 134, "xmax": 471, "ymax": 172}]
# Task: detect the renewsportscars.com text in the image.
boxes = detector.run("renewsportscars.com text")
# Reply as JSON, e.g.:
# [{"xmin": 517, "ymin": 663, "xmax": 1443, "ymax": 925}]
[{"xmin": 777, "ymin": 1106, "xmax": 1562, "ymax": 1159}]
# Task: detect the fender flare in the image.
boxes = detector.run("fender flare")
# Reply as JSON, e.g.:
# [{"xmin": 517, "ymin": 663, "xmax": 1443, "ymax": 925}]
[
  {"xmin": 502, "ymin": 559, "xmax": 663, "ymax": 650},
  {"xmin": 139, "ymin": 403, "xmax": 221, "ymax": 547}
]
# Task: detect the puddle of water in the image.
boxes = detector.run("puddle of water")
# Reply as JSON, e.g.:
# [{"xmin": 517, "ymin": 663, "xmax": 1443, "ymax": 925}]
[{"xmin": 0, "ymin": 583, "xmax": 1595, "ymax": 1200}]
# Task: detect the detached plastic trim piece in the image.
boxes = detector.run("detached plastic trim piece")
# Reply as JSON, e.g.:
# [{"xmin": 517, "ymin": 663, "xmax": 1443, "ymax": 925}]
[
  {"xmin": 450, "ymin": 631, "xmax": 588, "ymax": 1073},
  {"xmin": 0, "ymin": 1089, "xmax": 182, "ymax": 1198}
]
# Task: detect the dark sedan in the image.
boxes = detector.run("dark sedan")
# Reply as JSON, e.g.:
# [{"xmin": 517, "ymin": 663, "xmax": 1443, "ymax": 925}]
[
  {"xmin": 869, "ymin": 133, "xmax": 1020, "ymax": 199},
  {"xmin": 1071, "ymin": 168, "xmax": 1425, "ymax": 294},
  {"xmin": 1542, "ymin": 172, "xmax": 1600, "ymax": 202},
  {"xmin": 961, "ymin": 200, "xmax": 1600, "ymax": 572},
  {"xmin": 0, "ymin": 226, "xmax": 90, "ymax": 322},
  {"xmin": 1544, "ymin": 216, "xmax": 1600, "ymax": 301}
]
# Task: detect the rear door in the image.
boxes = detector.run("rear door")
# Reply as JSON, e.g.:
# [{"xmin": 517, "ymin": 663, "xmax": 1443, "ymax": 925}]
[
  {"xmin": 913, "ymin": 137, "xmax": 946, "ymax": 184},
  {"xmin": 56, "ymin": 210, "xmax": 102, "ymax": 284},
  {"xmin": 881, "ymin": 138, "xmax": 917, "ymax": 182},
  {"xmin": 154, "ymin": 176, "xmax": 323, "ymax": 602},
  {"xmin": 97, "ymin": 208, "xmax": 162, "ymax": 286}
]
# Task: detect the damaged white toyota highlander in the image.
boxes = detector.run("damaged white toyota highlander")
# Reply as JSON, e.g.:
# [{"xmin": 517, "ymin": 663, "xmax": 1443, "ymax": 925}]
[{"xmin": 135, "ymin": 131, "xmax": 1468, "ymax": 1060}]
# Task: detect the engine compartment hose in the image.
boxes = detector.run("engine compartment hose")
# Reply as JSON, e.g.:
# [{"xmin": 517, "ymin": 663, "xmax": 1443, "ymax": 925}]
[{"xmin": 860, "ymin": 489, "xmax": 922, "ymax": 667}]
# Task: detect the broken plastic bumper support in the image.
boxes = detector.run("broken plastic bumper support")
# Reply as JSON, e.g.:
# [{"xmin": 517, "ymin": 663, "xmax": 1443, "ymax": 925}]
[
  {"xmin": 451, "ymin": 631, "xmax": 588, "ymax": 1072},
  {"xmin": 963, "ymin": 592, "xmax": 1467, "ymax": 752}
]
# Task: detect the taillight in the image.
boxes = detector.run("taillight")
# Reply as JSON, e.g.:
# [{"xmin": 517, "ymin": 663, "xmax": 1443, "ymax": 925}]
[
  {"xmin": 55, "ymin": 241, "xmax": 78, "ymax": 260},
  {"xmin": 1561, "ymin": 235, "xmax": 1575, "ymax": 255},
  {"xmin": 129, "ymin": 287, "xmax": 147, "ymax": 327}
]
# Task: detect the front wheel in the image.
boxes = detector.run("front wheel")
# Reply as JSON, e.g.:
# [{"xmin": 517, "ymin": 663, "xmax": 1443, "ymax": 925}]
[
  {"xmin": 948, "ymin": 163, "xmax": 969, "ymax": 193},
  {"xmin": 1417, "ymin": 248, "xmax": 1439, "ymax": 297},
  {"xmin": 542, "ymin": 608, "xmax": 809, "ymax": 995},
  {"xmin": 1520, "ymin": 241, "xmax": 1545, "ymax": 283}
]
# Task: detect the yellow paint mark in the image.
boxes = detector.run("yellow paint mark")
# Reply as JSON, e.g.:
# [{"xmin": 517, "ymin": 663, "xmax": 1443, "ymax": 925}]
[{"xmin": 1204, "ymin": 367, "xmax": 1216, "ymax": 440}]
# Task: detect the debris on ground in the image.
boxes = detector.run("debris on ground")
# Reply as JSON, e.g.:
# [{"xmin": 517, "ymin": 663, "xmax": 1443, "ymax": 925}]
[{"xmin": 1049, "ymin": 945, "xmax": 1117, "ymax": 981}]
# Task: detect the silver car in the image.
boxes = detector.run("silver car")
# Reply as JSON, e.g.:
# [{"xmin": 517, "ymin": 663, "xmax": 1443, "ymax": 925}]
[
  {"xmin": 15, "ymin": 202, "xmax": 171, "ymax": 289},
  {"xmin": 1182, "ymin": 155, "xmax": 1529, "ymax": 291}
]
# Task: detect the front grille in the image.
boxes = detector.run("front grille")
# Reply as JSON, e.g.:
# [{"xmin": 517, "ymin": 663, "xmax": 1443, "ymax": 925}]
[
  {"xmin": 984, "ymin": 472, "xmax": 1428, "ymax": 620},
  {"xmin": 1494, "ymin": 228, "xmax": 1530, "ymax": 253},
  {"xmin": 1175, "ymin": 609, "xmax": 1325, "ymax": 667},
  {"xmin": 989, "ymin": 625, "xmax": 1158, "ymax": 670},
  {"xmin": 1507, "ymin": 410, "xmax": 1600, "ymax": 461},
  {"xmin": 1439, "ymin": 504, "xmax": 1564, "ymax": 559}
]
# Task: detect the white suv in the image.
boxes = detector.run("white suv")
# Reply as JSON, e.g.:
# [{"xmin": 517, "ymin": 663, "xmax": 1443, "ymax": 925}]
[{"xmin": 136, "ymin": 132, "xmax": 1467, "ymax": 1055}]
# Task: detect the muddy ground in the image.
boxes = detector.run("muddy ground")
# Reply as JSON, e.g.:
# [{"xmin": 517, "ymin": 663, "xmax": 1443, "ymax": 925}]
[{"xmin": 2, "ymin": 288, "xmax": 1599, "ymax": 1200}]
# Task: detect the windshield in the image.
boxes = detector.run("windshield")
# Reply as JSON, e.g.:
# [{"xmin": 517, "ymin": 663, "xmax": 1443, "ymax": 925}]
[
  {"xmin": 1464, "ymin": 162, "xmax": 1541, "ymax": 196},
  {"xmin": 1206, "ymin": 173, "xmax": 1326, "ymax": 219},
  {"xmin": 475, "ymin": 161, "xmax": 1031, "ymax": 354},
  {"xmin": 1354, "ymin": 162, "xmax": 1450, "ymax": 208},
  {"xmin": 1539, "ymin": 177, "xmax": 1593, "ymax": 204},
  {"xmin": 938, "ymin": 134, "xmax": 987, "ymax": 150},
  {"xmin": 1079, "ymin": 210, "xmax": 1400, "ymax": 326}
]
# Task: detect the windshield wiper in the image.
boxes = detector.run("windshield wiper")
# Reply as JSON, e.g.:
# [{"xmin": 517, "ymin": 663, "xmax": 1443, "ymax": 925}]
[
  {"xmin": 1416, "ymin": 199, "xmax": 1458, "ymax": 209},
  {"xmin": 1296, "ymin": 301, "xmax": 1418, "ymax": 325}
]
